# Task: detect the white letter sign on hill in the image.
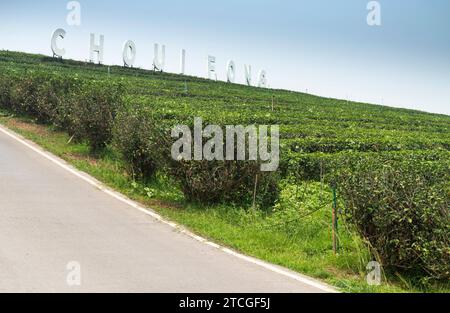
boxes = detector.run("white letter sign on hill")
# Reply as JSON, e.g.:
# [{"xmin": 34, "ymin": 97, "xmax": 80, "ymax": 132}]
[
  {"xmin": 122, "ymin": 40, "xmax": 136, "ymax": 67},
  {"xmin": 226, "ymin": 60, "xmax": 236, "ymax": 83},
  {"xmin": 244, "ymin": 64, "xmax": 252, "ymax": 86},
  {"xmin": 180, "ymin": 49, "xmax": 186, "ymax": 74},
  {"xmin": 89, "ymin": 33, "xmax": 104, "ymax": 64},
  {"xmin": 51, "ymin": 28, "xmax": 66, "ymax": 58},
  {"xmin": 153, "ymin": 43, "xmax": 166, "ymax": 71},
  {"xmin": 50, "ymin": 29, "xmax": 268, "ymax": 88}
]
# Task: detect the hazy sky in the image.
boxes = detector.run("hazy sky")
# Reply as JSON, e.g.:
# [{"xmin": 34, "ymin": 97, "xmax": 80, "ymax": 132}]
[{"xmin": 0, "ymin": 0, "xmax": 449, "ymax": 115}]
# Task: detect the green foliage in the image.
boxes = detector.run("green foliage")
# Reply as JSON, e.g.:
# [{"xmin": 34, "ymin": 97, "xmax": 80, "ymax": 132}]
[
  {"xmin": 166, "ymin": 159, "xmax": 280, "ymax": 208},
  {"xmin": 113, "ymin": 104, "xmax": 161, "ymax": 180},
  {"xmin": 269, "ymin": 180, "xmax": 332, "ymax": 236},
  {"xmin": 334, "ymin": 153, "xmax": 450, "ymax": 282},
  {"xmin": 0, "ymin": 71, "xmax": 77, "ymax": 125},
  {"xmin": 67, "ymin": 79, "xmax": 125, "ymax": 152},
  {"xmin": 0, "ymin": 69, "xmax": 124, "ymax": 152},
  {"xmin": 0, "ymin": 72, "xmax": 14, "ymax": 111}
]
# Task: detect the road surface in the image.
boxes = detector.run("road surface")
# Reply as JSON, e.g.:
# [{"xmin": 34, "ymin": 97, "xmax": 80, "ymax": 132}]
[{"xmin": 0, "ymin": 125, "xmax": 334, "ymax": 293}]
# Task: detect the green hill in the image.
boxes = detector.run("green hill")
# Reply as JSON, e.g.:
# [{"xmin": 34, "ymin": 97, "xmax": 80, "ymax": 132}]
[{"xmin": 1, "ymin": 50, "xmax": 448, "ymax": 155}]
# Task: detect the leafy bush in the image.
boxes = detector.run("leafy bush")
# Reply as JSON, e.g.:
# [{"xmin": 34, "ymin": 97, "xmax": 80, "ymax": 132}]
[
  {"xmin": 113, "ymin": 105, "xmax": 161, "ymax": 180},
  {"xmin": 282, "ymin": 151, "xmax": 333, "ymax": 181},
  {"xmin": 113, "ymin": 109, "xmax": 279, "ymax": 206},
  {"xmin": 334, "ymin": 153, "xmax": 450, "ymax": 281},
  {"xmin": 67, "ymin": 80, "xmax": 125, "ymax": 152},
  {"xmin": 9, "ymin": 73, "xmax": 43, "ymax": 117},
  {"xmin": 39, "ymin": 74, "xmax": 82, "ymax": 128},
  {"xmin": 0, "ymin": 70, "xmax": 124, "ymax": 152},
  {"xmin": 4, "ymin": 71, "xmax": 59, "ymax": 123},
  {"xmin": 167, "ymin": 159, "xmax": 279, "ymax": 208},
  {"xmin": 0, "ymin": 73, "xmax": 14, "ymax": 111},
  {"xmin": 150, "ymin": 120, "xmax": 281, "ymax": 207}
]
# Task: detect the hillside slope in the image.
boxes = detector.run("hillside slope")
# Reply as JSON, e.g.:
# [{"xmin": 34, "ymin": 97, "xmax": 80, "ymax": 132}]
[{"xmin": 1, "ymin": 50, "xmax": 449, "ymax": 155}]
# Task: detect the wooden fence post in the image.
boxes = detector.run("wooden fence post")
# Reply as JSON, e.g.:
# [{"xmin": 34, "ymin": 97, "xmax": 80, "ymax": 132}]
[{"xmin": 332, "ymin": 186, "xmax": 338, "ymax": 254}]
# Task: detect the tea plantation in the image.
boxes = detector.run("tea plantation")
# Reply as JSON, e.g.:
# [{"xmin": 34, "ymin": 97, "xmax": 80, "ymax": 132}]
[{"xmin": 0, "ymin": 50, "xmax": 448, "ymax": 291}]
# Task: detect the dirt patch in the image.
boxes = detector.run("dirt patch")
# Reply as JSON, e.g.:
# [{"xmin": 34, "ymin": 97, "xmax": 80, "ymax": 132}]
[
  {"xmin": 145, "ymin": 198, "xmax": 184, "ymax": 211},
  {"xmin": 326, "ymin": 266, "xmax": 361, "ymax": 280},
  {"xmin": 6, "ymin": 119, "xmax": 49, "ymax": 137},
  {"xmin": 63, "ymin": 152, "xmax": 99, "ymax": 167}
]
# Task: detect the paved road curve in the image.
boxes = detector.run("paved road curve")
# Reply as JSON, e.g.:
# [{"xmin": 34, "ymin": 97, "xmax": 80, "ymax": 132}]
[{"xmin": 0, "ymin": 126, "xmax": 334, "ymax": 293}]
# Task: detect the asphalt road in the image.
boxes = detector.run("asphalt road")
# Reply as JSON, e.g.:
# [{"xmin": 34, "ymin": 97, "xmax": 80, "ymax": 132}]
[{"xmin": 0, "ymin": 126, "xmax": 334, "ymax": 293}]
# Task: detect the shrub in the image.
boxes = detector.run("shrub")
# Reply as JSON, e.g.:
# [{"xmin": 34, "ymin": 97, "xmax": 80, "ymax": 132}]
[
  {"xmin": 282, "ymin": 151, "xmax": 333, "ymax": 181},
  {"xmin": 0, "ymin": 71, "xmax": 81, "ymax": 126},
  {"xmin": 114, "ymin": 111, "xmax": 280, "ymax": 207},
  {"xmin": 167, "ymin": 159, "xmax": 280, "ymax": 208},
  {"xmin": 68, "ymin": 80, "xmax": 125, "ymax": 152},
  {"xmin": 7, "ymin": 71, "xmax": 56, "ymax": 122},
  {"xmin": 2, "ymin": 71, "xmax": 124, "ymax": 152},
  {"xmin": 9, "ymin": 73, "xmax": 43, "ymax": 117},
  {"xmin": 37, "ymin": 74, "xmax": 82, "ymax": 127},
  {"xmin": 0, "ymin": 73, "xmax": 14, "ymax": 111},
  {"xmin": 334, "ymin": 153, "xmax": 450, "ymax": 281},
  {"xmin": 113, "ymin": 105, "xmax": 161, "ymax": 180},
  {"xmin": 154, "ymin": 122, "xmax": 279, "ymax": 207}
]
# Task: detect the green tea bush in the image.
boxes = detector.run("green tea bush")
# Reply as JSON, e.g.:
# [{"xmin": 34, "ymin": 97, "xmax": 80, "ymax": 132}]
[
  {"xmin": 114, "ymin": 112, "xmax": 280, "ymax": 206},
  {"xmin": 0, "ymin": 73, "xmax": 14, "ymax": 111},
  {"xmin": 113, "ymin": 105, "xmax": 161, "ymax": 180},
  {"xmin": 167, "ymin": 159, "xmax": 280, "ymax": 208},
  {"xmin": 150, "ymin": 120, "xmax": 281, "ymax": 207},
  {"xmin": 5, "ymin": 71, "xmax": 60, "ymax": 123},
  {"xmin": 9, "ymin": 73, "xmax": 43, "ymax": 117},
  {"xmin": 334, "ymin": 153, "xmax": 450, "ymax": 281},
  {"xmin": 67, "ymin": 80, "xmax": 125, "ymax": 152},
  {"xmin": 38, "ymin": 74, "xmax": 82, "ymax": 128},
  {"xmin": 282, "ymin": 151, "xmax": 333, "ymax": 181},
  {"xmin": 0, "ymin": 70, "xmax": 79, "ymax": 126},
  {"xmin": 0, "ymin": 70, "xmax": 124, "ymax": 152}
]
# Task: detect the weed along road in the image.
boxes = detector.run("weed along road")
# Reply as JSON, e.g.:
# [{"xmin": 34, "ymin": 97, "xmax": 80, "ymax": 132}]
[{"xmin": 0, "ymin": 126, "xmax": 334, "ymax": 293}]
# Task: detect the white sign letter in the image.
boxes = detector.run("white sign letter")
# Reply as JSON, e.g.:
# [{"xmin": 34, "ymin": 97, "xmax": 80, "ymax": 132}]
[
  {"xmin": 153, "ymin": 43, "xmax": 166, "ymax": 71},
  {"xmin": 244, "ymin": 65, "xmax": 252, "ymax": 86},
  {"xmin": 122, "ymin": 40, "xmax": 136, "ymax": 67},
  {"xmin": 89, "ymin": 33, "xmax": 104, "ymax": 64},
  {"xmin": 51, "ymin": 28, "xmax": 66, "ymax": 58},
  {"xmin": 226, "ymin": 60, "xmax": 236, "ymax": 83},
  {"xmin": 180, "ymin": 49, "xmax": 186, "ymax": 74}
]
